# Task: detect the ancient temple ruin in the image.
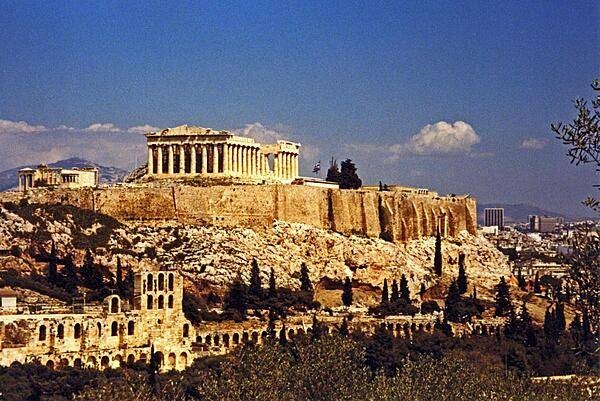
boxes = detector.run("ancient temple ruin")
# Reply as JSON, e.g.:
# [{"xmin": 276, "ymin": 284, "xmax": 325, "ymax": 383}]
[
  {"xmin": 18, "ymin": 164, "xmax": 99, "ymax": 192},
  {"xmin": 145, "ymin": 125, "xmax": 301, "ymax": 183}
]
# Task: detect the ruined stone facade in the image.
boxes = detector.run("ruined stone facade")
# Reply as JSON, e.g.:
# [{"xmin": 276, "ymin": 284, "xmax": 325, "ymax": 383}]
[
  {"xmin": 17, "ymin": 164, "xmax": 99, "ymax": 192},
  {"xmin": 146, "ymin": 125, "xmax": 301, "ymax": 183}
]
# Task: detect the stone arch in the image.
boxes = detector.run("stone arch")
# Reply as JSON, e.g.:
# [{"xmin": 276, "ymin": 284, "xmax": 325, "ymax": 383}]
[
  {"xmin": 182, "ymin": 323, "xmax": 189, "ymax": 338},
  {"xmin": 57, "ymin": 323, "xmax": 64, "ymax": 339},
  {"xmin": 86, "ymin": 356, "xmax": 97, "ymax": 368},
  {"xmin": 418, "ymin": 323, "xmax": 424, "ymax": 332},
  {"xmin": 261, "ymin": 331, "xmax": 268, "ymax": 339},
  {"xmin": 223, "ymin": 333, "xmax": 230, "ymax": 347},
  {"xmin": 101, "ymin": 356, "xmax": 110, "ymax": 369},
  {"xmin": 426, "ymin": 323, "xmax": 432, "ymax": 332},
  {"xmin": 179, "ymin": 352, "xmax": 188, "ymax": 368},
  {"xmin": 74, "ymin": 358, "xmax": 82, "ymax": 368},
  {"xmin": 147, "ymin": 274, "xmax": 153, "ymax": 291},
  {"xmin": 38, "ymin": 324, "xmax": 47, "ymax": 341},
  {"xmin": 74, "ymin": 323, "xmax": 82, "ymax": 339},
  {"xmin": 147, "ymin": 294, "xmax": 153, "ymax": 309},
  {"xmin": 97, "ymin": 322, "xmax": 102, "ymax": 337},
  {"xmin": 205, "ymin": 334, "xmax": 212, "ymax": 346},
  {"xmin": 168, "ymin": 294, "xmax": 174, "ymax": 309},
  {"xmin": 127, "ymin": 320, "xmax": 135, "ymax": 335},
  {"xmin": 157, "ymin": 295, "xmax": 164, "ymax": 309},
  {"xmin": 158, "ymin": 273, "xmax": 165, "ymax": 291},
  {"xmin": 127, "ymin": 354, "xmax": 135, "ymax": 365},
  {"xmin": 214, "ymin": 335, "xmax": 220, "ymax": 346},
  {"xmin": 297, "ymin": 328, "xmax": 305, "ymax": 335},
  {"xmin": 110, "ymin": 296, "xmax": 120, "ymax": 313},
  {"xmin": 46, "ymin": 360, "xmax": 54, "ymax": 370},
  {"xmin": 113, "ymin": 355, "xmax": 123, "ymax": 368},
  {"xmin": 111, "ymin": 321, "xmax": 118, "ymax": 336},
  {"xmin": 242, "ymin": 332, "xmax": 249, "ymax": 343},
  {"xmin": 139, "ymin": 353, "xmax": 148, "ymax": 364},
  {"xmin": 288, "ymin": 329, "xmax": 294, "ymax": 338},
  {"xmin": 232, "ymin": 333, "xmax": 240, "ymax": 345},
  {"xmin": 168, "ymin": 353, "xmax": 176, "ymax": 370},
  {"xmin": 168, "ymin": 273, "xmax": 174, "ymax": 291},
  {"xmin": 154, "ymin": 352, "xmax": 164, "ymax": 368},
  {"xmin": 251, "ymin": 331, "xmax": 259, "ymax": 343}
]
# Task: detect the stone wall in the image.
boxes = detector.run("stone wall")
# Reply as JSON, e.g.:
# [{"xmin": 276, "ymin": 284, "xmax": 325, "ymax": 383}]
[{"xmin": 1, "ymin": 184, "xmax": 477, "ymax": 242}]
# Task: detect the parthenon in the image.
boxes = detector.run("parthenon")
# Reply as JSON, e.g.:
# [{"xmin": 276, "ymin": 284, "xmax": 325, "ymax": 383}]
[{"xmin": 145, "ymin": 125, "xmax": 301, "ymax": 183}]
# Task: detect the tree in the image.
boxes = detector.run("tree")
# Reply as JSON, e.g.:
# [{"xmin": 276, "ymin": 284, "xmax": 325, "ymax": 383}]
[
  {"xmin": 123, "ymin": 265, "xmax": 134, "ymax": 300},
  {"xmin": 115, "ymin": 256, "xmax": 123, "ymax": 293},
  {"xmin": 338, "ymin": 159, "xmax": 362, "ymax": 189},
  {"xmin": 419, "ymin": 283, "xmax": 426, "ymax": 298},
  {"xmin": 494, "ymin": 276, "xmax": 513, "ymax": 317},
  {"xmin": 80, "ymin": 248, "xmax": 103, "ymax": 290},
  {"xmin": 434, "ymin": 229, "xmax": 442, "ymax": 276},
  {"xmin": 338, "ymin": 317, "xmax": 349, "ymax": 337},
  {"xmin": 325, "ymin": 157, "xmax": 340, "ymax": 182},
  {"xmin": 517, "ymin": 267, "xmax": 526, "ymax": 290},
  {"xmin": 399, "ymin": 274, "xmax": 410, "ymax": 303},
  {"xmin": 47, "ymin": 242, "xmax": 58, "ymax": 284},
  {"xmin": 390, "ymin": 279, "xmax": 399, "ymax": 304},
  {"xmin": 268, "ymin": 266, "xmax": 277, "ymax": 299},
  {"xmin": 444, "ymin": 280, "xmax": 461, "ymax": 321},
  {"xmin": 555, "ymin": 302, "xmax": 566, "ymax": 333},
  {"xmin": 299, "ymin": 262, "xmax": 313, "ymax": 293},
  {"xmin": 61, "ymin": 253, "xmax": 78, "ymax": 293},
  {"xmin": 381, "ymin": 278, "xmax": 389, "ymax": 305},
  {"xmin": 342, "ymin": 276, "xmax": 353, "ymax": 307},
  {"xmin": 248, "ymin": 259, "xmax": 263, "ymax": 302},
  {"xmin": 457, "ymin": 254, "xmax": 468, "ymax": 294},
  {"xmin": 544, "ymin": 308, "xmax": 559, "ymax": 341},
  {"xmin": 224, "ymin": 275, "xmax": 248, "ymax": 319},
  {"xmin": 533, "ymin": 271, "xmax": 541, "ymax": 293}
]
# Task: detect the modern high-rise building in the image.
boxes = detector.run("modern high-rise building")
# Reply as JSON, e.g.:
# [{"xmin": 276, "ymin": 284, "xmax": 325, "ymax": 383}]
[
  {"xmin": 484, "ymin": 208, "xmax": 504, "ymax": 228},
  {"xmin": 529, "ymin": 215, "xmax": 558, "ymax": 233}
]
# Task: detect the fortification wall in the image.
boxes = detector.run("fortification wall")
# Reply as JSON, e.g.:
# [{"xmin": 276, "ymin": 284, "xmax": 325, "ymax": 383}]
[{"xmin": 1, "ymin": 184, "xmax": 477, "ymax": 242}]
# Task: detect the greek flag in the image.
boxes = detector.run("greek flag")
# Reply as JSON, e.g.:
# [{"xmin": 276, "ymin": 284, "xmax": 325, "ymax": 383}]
[{"xmin": 312, "ymin": 161, "xmax": 321, "ymax": 174}]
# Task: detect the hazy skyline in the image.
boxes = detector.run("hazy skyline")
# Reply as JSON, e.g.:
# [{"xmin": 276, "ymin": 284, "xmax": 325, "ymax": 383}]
[{"xmin": 0, "ymin": 1, "xmax": 598, "ymax": 216}]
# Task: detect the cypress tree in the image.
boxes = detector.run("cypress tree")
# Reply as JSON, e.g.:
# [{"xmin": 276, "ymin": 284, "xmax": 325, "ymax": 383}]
[
  {"xmin": 533, "ymin": 271, "xmax": 541, "ymax": 293},
  {"xmin": 224, "ymin": 275, "xmax": 248, "ymax": 319},
  {"xmin": 390, "ymin": 279, "xmax": 399, "ymax": 304},
  {"xmin": 544, "ymin": 308, "xmax": 558, "ymax": 341},
  {"xmin": 494, "ymin": 276, "xmax": 513, "ymax": 317},
  {"xmin": 123, "ymin": 266, "xmax": 134, "ymax": 300},
  {"xmin": 555, "ymin": 303, "xmax": 566, "ymax": 333},
  {"xmin": 582, "ymin": 307, "xmax": 591, "ymax": 341},
  {"xmin": 342, "ymin": 276, "xmax": 353, "ymax": 307},
  {"xmin": 116, "ymin": 256, "xmax": 124, "ymax": 295},
  {"xmin": 339, "ymin": 317, "xmax": 349, "ymax": 337},
  {"xmin": 279, "ymin": 324, "xmax": 288, "ymax": 345},
  {"xmin": 248, "ymin": 259, "xmax": 262, "ymax": 301},
  {"xmin": 457, "ymin": 254, "xmax": 468, "ymax": 294},
  {"xmin": 570, "ymin": 313, "xmax": 582, "ymax": 343},
  {"xmin": 47, "ymin": 242, "xmax": 58, "ymax": 284},
  {"xmin": 519, "ymin": 301, "xmax": 537, "ymax": 347},
  {"xmin": 81, "ymin": 248, "xmax": 103, "ymax": 289},
  {"xmin": 472, "ymin": 286, "xmax": 478, "ymax": 301},
  {"xmin": 517, "ymin": 267, "xmax": 526, "ymax": 290},
  {"xmin": 311, "ymin": 314, "xmax": 324, "ymax": 340},
  {"xmin": 148, "ymin": 344, "xmax": 159, "ymax": 390},
  {"xmin": 399, "ymin": 274, "xmax": 410, "ymax": 303},
  {"xmin": 62, "ymin": 253, "xmax": 78, "ymax": 293},
  {"xmin": 381, "ymin": 278, "xmax": 389, "ymax": 305},
  {"xmin": 268, "ymin": 266, "xmax": 277, "ymax": 299},
  {"xmin": 267, "ymin": 307, "xmax": 277, "ymax": 340},
  {"xmin": 299, "ymin": 262, "xmax": 313, "ymax": 293},
  {"xmin": 444, "ymin": 280, "xmax": 461, "ymax": 322},
  {"xmin": 419, "ymin": 283, "xmax": 426, "ymax": 298},
  {"xmin": 434, "ymin": 229, "xmax": 442, "ymax": 276}
]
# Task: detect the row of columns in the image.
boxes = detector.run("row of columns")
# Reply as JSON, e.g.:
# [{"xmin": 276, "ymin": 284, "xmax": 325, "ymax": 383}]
[
  {"xmin": 147, "ymin": 143, "xmax": 299, "ymax": 180},
  {"xmin": 18, "ymin": 173, "xmax": 34, "ymax": 191}
]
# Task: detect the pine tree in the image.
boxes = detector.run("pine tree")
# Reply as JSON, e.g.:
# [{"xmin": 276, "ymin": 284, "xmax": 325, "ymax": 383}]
[
  {"xmin": 338, "ymin": 317, "xmax": 349, "ymax": 337},
  {"xmin": 434, "ymin": 229, "xmax": 442, "ymax": 276},
  {"xmin": 299, "ymin": 262, "xmax": 313, "ymax": 293},
  {"xmin": 338, "ymin": 159, "xmax": 362, "ymax": 189},
  {"xmin": 390, "ymin": 279, "xmax": 399, "ymax": 304},
  {"xmin": 248, "ymin": 259, "xmax": 263, "ymax": 302},
  {"xmin": 444, "ymin": 280, "xmax": 461, "ymax": 322},
  {"xmin": 325, "ymin": 157, "xmax": 340, "ymax": 182},
  {"xmin": 419, "ymin": 283, "xmax": 426, "ymax": 298},
  {"xmin": 457, "ymin": 254, "xmax": 468, "ymax": 294},
  {"xmin": 268, "ymin": 266, "xmax": 277, "ymax": 299},
  {"xmin": 399, "ymin": 274, "xmax": 410, "ymax": 303},
  {"xmin": 116, "ymin": 256, "xmax": 123, "ymax": 293},
  {"xmin": 381, "ymin": 278, "xmax": 389, "ymax": 305},
  {"xmin": 494, "ymin": 276, "xmax": 513, "ymax": 317},
  {"xmin": 47, "ymin": 242, "xmax": 58, "ymax": 284},
  {"xmin": 342, "ymin": 276, "xmax": 353, "ymax": 307},
  {"xmin": 224, "ymin": 275, "xmax": 248, "ymax": 318},
  {"xmin": 533, "ymin": 271, "xmax": 541, "ymax": 293}
]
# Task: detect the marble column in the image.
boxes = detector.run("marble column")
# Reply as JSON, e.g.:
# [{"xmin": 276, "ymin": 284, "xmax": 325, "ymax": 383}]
[
  {"xmin": 167, "ymin": 145, "xmax": 174, "ymax": 175},
  {"xmin": 263, "ymin": 154, "xmax": 269, "ymax": 175},
  {"xmin": 179, "ymin": 144, "xmax": 186, "ymax": 174},
  {"xmin": 223, "ymin": 143, "xmax": 229, "ymax": 174},
  {"xmin": 232, "ymin": 145, "xmax": 238, "ymax": 175},
  {"xmin": 213, "ymin": 144, "xmax": 219, "ymax": 173},
  {"xmin": 157, "ymin": 146, "xmax": 163, "ymax": 174},
  {"xmin": 250, "ymin": 148, "xmax": 256, "ymax": 176},
  {"xmin": 190, "ymin": 145, "xmax": 197, "ymax": 174},
  {"xmin": 245, "ymin": 147, "xmax": 251, "ymax": 176},
  {"xmin": 239, "ymin": 146, "xmax": 245, "ymax": 175},
  {"xmin": 273, "ymin": 154, "xmax": 279, "ymax": 178},
  {"xmin": 147, "ymin": 146, "xmax": 154, "ymax": 175},
  {"xmin": 201, "ymin": 145, "xmax": 208, "ymax": 174},
  {"xmin": 294, "ymin": 154, "xmax": 299, "ymax": 178}
]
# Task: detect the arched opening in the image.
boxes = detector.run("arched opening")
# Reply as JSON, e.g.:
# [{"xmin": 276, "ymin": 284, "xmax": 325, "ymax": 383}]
[
  {"xmin": 97, "ymin": 322, "xmax": 102, "ymax": 337},
  {"xmin": 74, "ymin": 358, "xmax": 82, "ymax": 368},
  {"xmin": 251, "ymin": 331, "xmax": 259, "ymax": 343},
  {"xmin": 147, "ymin": 294, "xmax": 153, "ymax": 309},
  {"xmin": 157, "ymin": 295, "xmax": 164, "ymax": 309},
  {"xmin": 223, "ymin": 333, "xmax": 230, "ymax": 347},
  {"xmin": 288, "ymin": 329, "xmax": 294, "ymax": 338},
  {"xmin": 183, "ymin": 323, "xmax": 189, "ymax": 338},
  {"xmin": 180, "ymin": 352, "xmax": 188, "ymax": 368},
  {"xmin": 214, "ymin": 335, "xmax": 220, "ymax": 346},
  {"xmin": 261, "ymin": 331, "xmax": 267, "ymax": 339},
  {"xmin": 297, "ymin": 328, "xmax": 305, "ymax": 335},
  {"xmin": 111, "ymin": 321, "xmax": 118, "ymax": 336},
  {"xmin": 127, "ymin": 354, "xmax": 135, "ymax": 365},
  {"xmin": 39, "ymin": 325, "xmax": 47, "ymax": 341},
  {"xmin": 128, "ymin": 321, "xmax": 135, "ymax": 335},
  {"xmin": 168, "ymin": 274, "xmax": 174, "ymax": 291},
  {"xmin": 57, "ymin": 324, "xmax": 64, "ymax": 339},
  {"xmin": 154, "ymin": 352, "xmax": 164, "ymax": 369},
  {"xmin": 168, "ymin": 295, "xmax": 174, "ymax": 309},
  {"xmin": 139, "ymin": 353, "xmax": 147, "ymax": 364},
  {"xmin": 86, "ymin": 356, "xmax": 97, "ymax": 368},
  {"xmin": 59, "ymin": 358, "xmax": 69, "ymax": 369},
  {"xmin": 418, "ymin": 323, "xmax": 424, "ymax": 332},
  {"xmin": 46, "ymin": 360, "xmax": 54, "ymax": 370},
  {"xmin": 426, "ymin": 323, "xmax": 432, "ymax": 332},
  {"xmin": 158, "ymin": 273, "xmax": 164, "ymax": 291},
  {"xmin": 113, "ymin": 355, "xmax": 123, "ymax": 367},
  {"xmin": 233, "ymin": 333, "xmax": 240, "ymax": 345},
  {"xmin": 147, "ymin": 274, "xmax": 153, "ymax": 291},
  {"xmin": 205, "ymin": 335, "xmax": 212, "ymax": 346},
  {"xmin": 242, "ymin": 332, "xmax": 249, "ymax": 343},
  {"xmin": 74, "ymin": 323, "xmax": 81, "ymax": 339},
  {"xmin": 168, "ymin": 353, "xmax": 176, "ymax": 369},
  {"xmin": 101, "ymin": 356, "xmax": 110, "ymax": 369},
  {"xmin": 110, "ymin": 297, "xmax": 119, "ymax": 313}
]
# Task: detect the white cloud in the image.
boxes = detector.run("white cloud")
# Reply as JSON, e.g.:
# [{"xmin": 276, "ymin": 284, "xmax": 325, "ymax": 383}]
[
  {"xmin": 344, "ymin": 121, "xmax": 481, "ymax": 161},
  {"xmin": 0, "ymin": 119, "xmax": 47, "ymax": 134},
  {"xmin": 84, "ymin": 123, "xmax": 122, "ymax": 133},
  {"xmin": 233, "ymin": 122, "xmax": 285, "ymax": 144},
  {"xmin": 127, "ymin": 124, "xmax": 160, "ymax": 134},
  {"xmin": 520, "ymin": 137, "xmax": 548, "ymax": 150}
]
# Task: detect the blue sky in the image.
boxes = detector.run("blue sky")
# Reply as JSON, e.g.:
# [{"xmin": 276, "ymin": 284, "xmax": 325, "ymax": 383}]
[{"xmin": 0, "ymin": 1, "xmax": 598, "ymax": 216}]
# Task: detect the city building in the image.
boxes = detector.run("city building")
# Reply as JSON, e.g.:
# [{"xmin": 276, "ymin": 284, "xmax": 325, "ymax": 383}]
[
  {"xmin": 17, "ymin": 164, "xmax": 99, "ymax": 192},
  {"xmin": 145, "ymin": 125, "xmax": 301, "ymax": 184},
  {"xmin": 529, "ymin": 215, "xmax": 559, "ymax": 233},
  {"xmin": 484, "ymin": 208, "xmax": 504, "ymax": 229}
]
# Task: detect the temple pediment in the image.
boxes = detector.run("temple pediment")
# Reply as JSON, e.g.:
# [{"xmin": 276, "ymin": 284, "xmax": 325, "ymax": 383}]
[{"xmin": 145, "ymin": 125, "xmax": 232, "ymax": 137}]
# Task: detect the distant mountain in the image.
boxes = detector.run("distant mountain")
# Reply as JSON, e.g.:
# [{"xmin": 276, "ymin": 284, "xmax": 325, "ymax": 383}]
[
  {"xmin": 477, "ymin": 203, "xmax": 572, "ymax": 224},
  {"xmin": 0, "ymin": 157, "xmax": 128, "ymax": 191}
]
